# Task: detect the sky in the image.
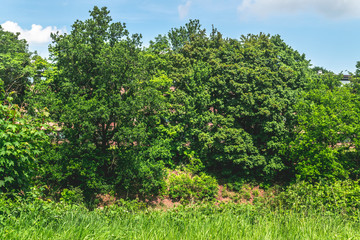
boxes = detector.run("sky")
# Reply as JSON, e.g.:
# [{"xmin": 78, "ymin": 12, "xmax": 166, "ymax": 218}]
[{"xmin": 1, "ymin": 0, "xmax": 359, "ymax": 74}]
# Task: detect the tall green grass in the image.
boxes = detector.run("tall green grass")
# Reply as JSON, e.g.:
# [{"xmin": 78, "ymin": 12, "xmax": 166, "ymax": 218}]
[{"xmin": 1, "ymin": 202, "xmax": 360, "ymax": 240}]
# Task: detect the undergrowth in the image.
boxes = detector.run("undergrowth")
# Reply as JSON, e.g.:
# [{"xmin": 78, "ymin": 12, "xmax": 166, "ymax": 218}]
[{"xmin": 1, "ymin": 180, "xmax": 360, "ymax": 239}]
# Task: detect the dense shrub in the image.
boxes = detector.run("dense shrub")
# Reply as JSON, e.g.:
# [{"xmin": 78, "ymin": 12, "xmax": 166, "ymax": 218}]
[
  {"xmin": 274, "ymin": 180, "xmax": 360, "ymax": 215},
  {"xmin": 60, "ymin": 187, "xmax": 85, "ymax": 205},
  {"xmin": 37, "ymin": 145, "xmax": 167, "ymax": 201},
  {"xmin": 166, "ymin": 170, "xmax": 218, "ymax": 202},
  {"xmin": 114, "ymin": 154, "xmax": 166, "ymax": 199},
  {"xmin": 0, "ymin": 94, "xmax": 49, "ymax": 192},
  {"xmin": 287, "ymin": 80, "xmax": 360, "ymax": 182}
]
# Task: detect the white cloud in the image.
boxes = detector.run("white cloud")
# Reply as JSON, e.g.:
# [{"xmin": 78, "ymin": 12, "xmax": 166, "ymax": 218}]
[
  {"xmin": 1, "ymin": 21, "xmax": 64, "ymax": 44},
  {"xmin": 237, "ymin": 0, "xmax": 360, "ymax": 20},
  {"xmin": 178, "ymin": 0, "xmax": 192, "ymax": 20}
]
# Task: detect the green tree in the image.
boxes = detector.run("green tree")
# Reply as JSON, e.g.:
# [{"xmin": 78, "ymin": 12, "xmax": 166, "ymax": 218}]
[
  {"xmin": 287, "ymin": 74, "xmax": 360, "ymax": 181},
  {"xmin": 311, "ymin": 66, "xmax": 332, "ymax": 74},
  {"xmin": 31, "ymin": 6, "xmax": 170, "ymax": 197},
  {"xmin": 151, "ymin": 22, "xmax": 312, "ymax": 181},
  {"xmin": 0, "ymin": 26, "xmax": 33, "ymax": 104}
]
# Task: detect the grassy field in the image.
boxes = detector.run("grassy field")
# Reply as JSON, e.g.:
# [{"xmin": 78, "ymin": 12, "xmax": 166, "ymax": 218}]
[{"xmin": 1, "ymin": 201, "xmax": 360, "ymax": 240}]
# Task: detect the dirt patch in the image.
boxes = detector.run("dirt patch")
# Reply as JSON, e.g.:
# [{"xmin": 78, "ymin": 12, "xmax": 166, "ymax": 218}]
[
  {"xmin": 96, "ymin": 194, "xmax": 117, "ymax": 209},
  {"xmin": 149, "ymin": 197, "xmax": 181, "ymax": 210},
  {"xmin": 95, "ymin": 183, "xmax": 268, "ymax": 210}
]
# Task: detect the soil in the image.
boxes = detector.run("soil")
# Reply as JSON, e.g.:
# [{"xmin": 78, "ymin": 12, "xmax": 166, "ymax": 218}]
[{"xmin": 96, "ymin": 184, "xmax": 267, "ymax": 210}]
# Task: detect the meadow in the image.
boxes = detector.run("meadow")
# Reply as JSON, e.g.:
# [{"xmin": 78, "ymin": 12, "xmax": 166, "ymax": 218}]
[{"xmin": 1, "ymin": 190, "xmax": 360, "ymax": 240}]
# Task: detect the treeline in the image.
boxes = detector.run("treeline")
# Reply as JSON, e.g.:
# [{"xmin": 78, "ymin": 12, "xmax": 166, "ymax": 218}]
[{"xmin": 1, "ymin": 6, "xmax": 360, "ymax": 199}]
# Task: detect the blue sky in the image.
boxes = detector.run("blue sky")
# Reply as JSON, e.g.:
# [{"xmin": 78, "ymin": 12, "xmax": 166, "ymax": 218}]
[{"xmin": 1, "ymin": 0, "xmax": 359, "ymax": 73}]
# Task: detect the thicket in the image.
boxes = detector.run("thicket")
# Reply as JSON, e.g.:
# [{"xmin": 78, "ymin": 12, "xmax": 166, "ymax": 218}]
[
  {"xmin": 0, "ymin": 82, "xmax": 49, "ymax": 192},
  {"xmin": 1, "ymin": 6, "xmax": 360, "ymax": 205}
]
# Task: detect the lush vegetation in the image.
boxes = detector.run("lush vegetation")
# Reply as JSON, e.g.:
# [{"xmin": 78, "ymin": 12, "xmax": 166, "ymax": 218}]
[
  {"xmin": 1, "ymin": 6, "xmax": 360, "ymax": 239},
  {"xmin": 3, "ymin": 206, "xmax": 360, "ymax": 239},
  {"xmin": 1, "ymin": 187, "xmax": 360, "ymax": 239}
]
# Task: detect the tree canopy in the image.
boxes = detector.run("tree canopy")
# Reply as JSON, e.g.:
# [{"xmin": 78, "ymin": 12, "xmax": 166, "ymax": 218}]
[
  {"xmin": 3, "ymin": 6, "xmax": 360, "ymax": 197},
  {"xmin": 0, "ymin": 26, "xmax": 33, "ymax": 104}
]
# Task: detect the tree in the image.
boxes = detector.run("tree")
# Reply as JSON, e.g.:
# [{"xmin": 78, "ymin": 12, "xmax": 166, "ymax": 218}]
[
  {"xmin": 0, "ymin": 27, "xmax": 48, "ymax": 192},
  {"xmin": 0, "ymin": 26, "xmax": 33, "ymax": 104},
  {"xmin": 311, "ymin": 66, "xmax": 332, "ymax": 74},
  {"xmin": 287, "ymin": 77, "xmax": 360, "ymax": 181},
  {"xmin": 355, "ymin": 61, "xmax": 360, "ymax": 77},
  {"xmin": 32, "ymin": 6, "xmax": 170, "ymax": 197},
  {"xmin": 206, "ymin": 33, "xmax": 311, "ymax": 180},
  {"xmin": 150, "ymin": 21, "xmax": 313, "ymax": 181}
]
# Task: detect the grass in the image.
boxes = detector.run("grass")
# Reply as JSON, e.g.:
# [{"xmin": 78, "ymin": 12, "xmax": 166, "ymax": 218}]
[
  {"xmin": 2, "ymin": 180, "xmax": 360, "ymax": 240},
  {"xmin": 1, "ymin": 202, "xmax": 360, "ymax": 240}
]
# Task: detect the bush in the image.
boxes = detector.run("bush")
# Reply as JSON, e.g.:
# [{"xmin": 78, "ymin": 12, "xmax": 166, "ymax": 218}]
[
  {"xmin": 226, "ymin": 181, "xmax": 243, "ymax": 192},
  {"xmin": 166, "ymin": 170, "xmax": 218, "ymax": 202},
  {"xmin": 274, "ymin": 180, "xmax": 360, "ymax": 215},
  {"xmin": 60, "ymin": 187, "xmax": 84, "ymax": 205},
  {"xmin": 288, "ymin": 86, "xmax": 360, "ymax": 182},
  {"xmin": 0, "ymin": 95, "xmax": 49, "ymax": 192},
  {"xmin": 132, "ymin": 160, "xmax": 166, "ymax": 199}
]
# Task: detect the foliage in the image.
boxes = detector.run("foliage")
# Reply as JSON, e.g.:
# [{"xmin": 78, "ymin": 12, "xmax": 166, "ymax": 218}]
[
  {"xmin": 28, "ymin": 6, "xmax": 171, "ymax": 196},
  {"xmin": 0, "ymin": 85, "xmax": 49, "ymax": 191},
  {"xmin": 60, "ymin": 187, "xmax": 84, "ymax": 205},
  {"xmin": 274, "ymin": 180, "xmax": 360, "ymax": 216},
  {"xmin": 0, "ymin": 25, "xmax": 34, "ymax": 104},
  {"xmin": 0, "ymin": 189, "xmax": 87, "ymax": 229},
  {"xmin": 225, "ymin": 182, "xmax": 245, "ymax": 193},
  {"xmin": 113, "ymin": 155, "xmax": 166, "ymax": 199},
  {"xmin": 151, "ymin": 22, "xmax": 312, "ymax": 181},
  {"xmin": 166, "ymin": 170, "xmax": 218, "ymax": 202},
  {"xmin": 311, "ymin": 66, "xmax": 332, "ymax": 74},
  {"xmin": 286, "ymin": 75, "xmax": 360, "ymax": 181},
  {"xmin": 4, "ymin": 5, "xmax": 360, "ymax": 205},
  {"xmin": 1, "ymin": 195, "xmax": 360, "ymax": 239}
]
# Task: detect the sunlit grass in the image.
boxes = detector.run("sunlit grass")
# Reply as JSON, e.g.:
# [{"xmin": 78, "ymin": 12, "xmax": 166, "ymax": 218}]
[{"xmin": 1, "ymin": 203, "xmax": 359, "ymax": 240}]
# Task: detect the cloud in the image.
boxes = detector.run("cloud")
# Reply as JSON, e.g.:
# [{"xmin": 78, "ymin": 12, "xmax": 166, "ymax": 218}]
[
  {"xmin": 178, "ymin": 0, "xmax": 192, "ymax": 20},
  {"xmin": 1, "ymin": 21, "xmax": 64, "ymax": 44},
  {"xmin": 237, "ymin": 0, "xmax": 360, "ymax": 20}
]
